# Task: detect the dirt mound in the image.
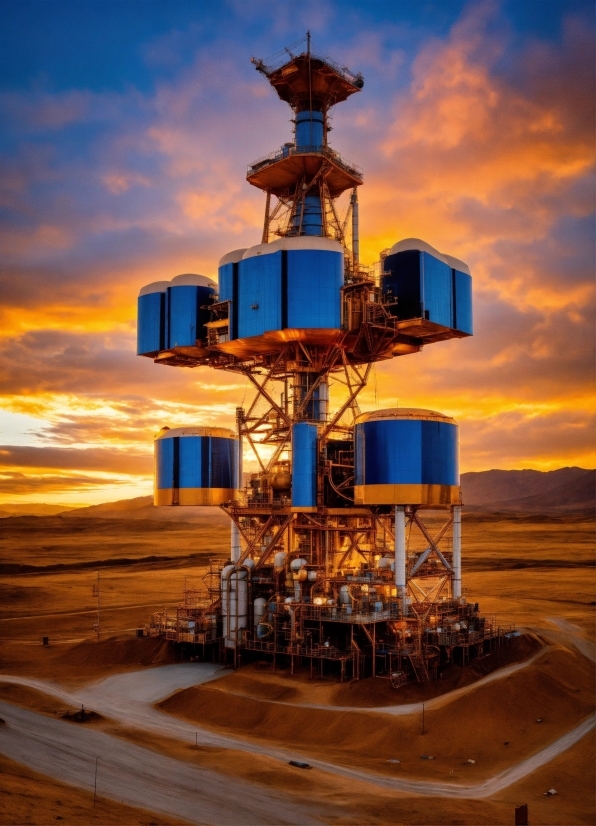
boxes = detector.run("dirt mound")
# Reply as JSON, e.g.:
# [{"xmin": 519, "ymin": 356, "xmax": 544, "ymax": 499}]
[
  {"xmin": 211, "ymin": 672, "xmax": 303, "ymax": 703},
  {"xmin": 160, "ymin": 645, "xmax": 594, "ymax": 780},
  {"xmin": 54, "ymin": 636, "xmax": 175, "ymax": 675},
  {"xmin": 332, "ymin": 633, "xmax": 542, "ymax": 706},
  {"xmin": 204, "ymin": 635, "xmax": 542, "ymax": 708}
]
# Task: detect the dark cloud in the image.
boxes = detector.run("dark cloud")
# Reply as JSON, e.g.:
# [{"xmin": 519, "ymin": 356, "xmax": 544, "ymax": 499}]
[{"xmin": 0, "ymin": 445, "xmax": 152, "ymax": 475}]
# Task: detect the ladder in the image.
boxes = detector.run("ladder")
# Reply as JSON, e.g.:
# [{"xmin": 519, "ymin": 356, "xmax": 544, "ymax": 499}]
[{"xmin": 408, "ymin": 654, "xmax": 430, "ymax": 683}]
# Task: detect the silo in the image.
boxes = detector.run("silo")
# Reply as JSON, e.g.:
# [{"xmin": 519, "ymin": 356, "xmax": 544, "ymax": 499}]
[
  {"xmin": 216, "ymin": 236, "xmax": 343, "ymax": 347},
  {"xmin": 154, "ymin": 426, "xmax": 239, "ymax": 506},
  {"xmin": 218, "ymin": 249, "xmax": 248, "ymax": 341},
  {"xmin": 382, "ymin": 239, "xmax": 472, "ymax": 335},
  {"xmin": 354, "ymin": 408, "xmax": 460, "ymax": 506},
  {"xmin": 137, "ymin": 281, "xmax": 169, "ymax": 356},
  {"xmin": 166, "ymin": 274, "xmax": 217, "ymax": 349},
  {"xmin": 291, "ymin": 422, "xmax": 318, "ymax": 512}
]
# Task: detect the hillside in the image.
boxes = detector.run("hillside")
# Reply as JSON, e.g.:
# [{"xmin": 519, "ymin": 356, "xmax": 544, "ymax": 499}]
[
  {"xmin": 461, "ymin": 467, "xmax": 593, "ymax": 510},
  {"xmin": 1, "ymin": 468, "xmax": 591, "ymax": 521},
  {"xmin": 488, "ymin": 470, "xmax": 595, "ymax": 511},
  {"xmin": 61, "ymin": 495, "xmax": 229, "ymax": 524},
  {"xmin": 0, "ymin": 503, "xmax": 80, "ymax": 517}
]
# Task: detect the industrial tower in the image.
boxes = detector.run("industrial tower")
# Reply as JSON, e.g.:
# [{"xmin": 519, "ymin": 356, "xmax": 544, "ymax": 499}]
[{"xmin": 137, "ymin": 38, "xmax": 509, "ymax": 684}]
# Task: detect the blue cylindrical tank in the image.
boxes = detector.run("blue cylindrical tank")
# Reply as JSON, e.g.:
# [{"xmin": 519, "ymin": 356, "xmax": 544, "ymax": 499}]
[
  {"xmin": 443, "ymin": 253, "xmax": 473, "ymax": 336},
  {"xmin": 291, "ymin": 422, "xmax": 318, "ymax": 511},
  {"xmin": 227, "ymin": 237, "xmax": 343, "ymax": 342},
  {"xmin": 382, "ymin": 239, "xmax": 472, "ymax": 336},
  {"xmin": 137, "ymin": 281, "xmax": 169, "ymax": 356},
  {"xmin": 218, "ymin": 249, "xmax": 247, "ymax": 341},
  {"xmin": 295, "ymin": 110, "xmax": 324, "ymax": 147},
  {"xmin": 154, "ymin": 426, "xmax": 239, "ymax": 506},
  {"xmin": 166, "ymin": 274, "xmax": 216, "ymax": 349},
  {"xmin": 290, "ymin": 193, "xmax": 323, "ymax": 236},
  {"xmin": 354, "ymin": 408, "xmax": 460, "ymax": 506}
]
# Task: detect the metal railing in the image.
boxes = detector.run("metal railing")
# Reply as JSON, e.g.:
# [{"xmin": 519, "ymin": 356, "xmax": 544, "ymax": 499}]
[
  {"xmin": 297, "ymin": 604, "xmax": 392, "ymax": 623},
  {"xmin": 247, "ymin": 143, "xmax": 363, "ymax": 181}
]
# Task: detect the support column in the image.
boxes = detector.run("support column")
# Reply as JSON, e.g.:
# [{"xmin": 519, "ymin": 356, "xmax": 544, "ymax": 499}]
[
  {"xmin": 394, "ymin": 505, "xmax": 407, "ymax": 614},
  {"xmin": 231, "ymin": 522, "xmax": 241, "ymax": 563},
  {"xmin": 351, "ymin": 187, "xmax": 359, "ymax": 266},
  {"xmin": 452, "ymin": 505, "xmax": 462, "ymax": 599}
]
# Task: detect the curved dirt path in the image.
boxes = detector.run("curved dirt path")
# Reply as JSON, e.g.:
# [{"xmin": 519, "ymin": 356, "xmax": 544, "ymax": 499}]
[
  {"xmin": 1, "ymin": 660, "xmax": 594, "ymax": 801},
  {"xmin": 0, "ymin": 699, "xmax": 321, "ymax": 826},
  {"xmin": 546, "ymin": 618, "xmax": 596, "ymax": 662},
  {"xmin": 196, "ymin": 647, "xmax": 551, "ymax": 716}
]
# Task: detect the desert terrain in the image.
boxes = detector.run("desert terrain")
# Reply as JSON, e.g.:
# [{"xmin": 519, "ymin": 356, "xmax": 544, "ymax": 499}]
[{"xmin": 0, "ymin": 487, "xmax": 594, "ymax": 824}]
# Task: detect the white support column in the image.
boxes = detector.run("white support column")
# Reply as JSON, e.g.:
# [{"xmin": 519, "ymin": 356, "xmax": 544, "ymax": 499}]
[
  {"xmin": 394, "ymin": 505, "xmax": 407, "ymax": 614},
  {"xmin": 231, "ymin": 521, "xmax": 241, "ymax": 563},
  {"xmin": 452, "ymin": 505, "xmax": 462, "ymax": 599}
]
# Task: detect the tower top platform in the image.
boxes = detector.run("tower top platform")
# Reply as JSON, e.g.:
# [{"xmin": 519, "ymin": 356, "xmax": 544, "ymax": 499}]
[
  {"xmin": 246, "ymin": 142, "xmax": 362, "ymax": 199},
  {"xmin": 251, "ymin": 51, "xmax": 363, "ymax": 112}
]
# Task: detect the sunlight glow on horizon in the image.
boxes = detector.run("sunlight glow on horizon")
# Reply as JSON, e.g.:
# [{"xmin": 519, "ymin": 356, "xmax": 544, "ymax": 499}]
[{"xmin": 0, "ymin": 1, "xmax": 593, "ymax": 505}]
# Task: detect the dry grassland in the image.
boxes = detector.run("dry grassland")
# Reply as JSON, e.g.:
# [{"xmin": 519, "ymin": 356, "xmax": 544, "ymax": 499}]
[
  {"xmin": 0, "ymin": 753, "xmax": 190, "ymax": 826},
  {"xmin": 0, "ymin": 510, "xmax": 594, "ymax": 824}
]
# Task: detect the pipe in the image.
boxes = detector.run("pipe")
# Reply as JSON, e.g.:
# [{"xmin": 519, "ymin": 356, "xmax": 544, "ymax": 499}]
[
  {"xmin": 351, "ymin": 187, "xmax": 359, "ymax": 266},
  {"xmin": 452, "ymin": 505, "xmax": 462, "ymax": 598},
  {"xmin": 394, "ymin": 505, "xmax": 406, "ymax": 614},
  {"xmin": 231, "ymin": 521, "xmax": 241, "ymax": 563}
]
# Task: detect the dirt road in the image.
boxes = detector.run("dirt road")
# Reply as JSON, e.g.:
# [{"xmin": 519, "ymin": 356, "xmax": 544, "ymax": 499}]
[
  {"xmin": 0, "ymin": 699, "xmax": 322, "ymax": 826},
  {"xmin": 1, "ymin": 662, "xmax": 593, "ymax": 800}
]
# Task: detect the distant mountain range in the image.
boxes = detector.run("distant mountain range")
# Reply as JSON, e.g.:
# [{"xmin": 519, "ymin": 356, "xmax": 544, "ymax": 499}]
[
  {"xmin": 0, "ymin": 468, "xmax": 592, "ymax": 520},
  {"xmin": 60, "ymin": 495, "xmax": 229, "ymax": 524},
  {"xmin": 461, "ymin": 467, "xmax": 594, "ymax": 511},
  {"xmin": 0, "ymin": 503, "xmax": 79, "ymax": 517}
]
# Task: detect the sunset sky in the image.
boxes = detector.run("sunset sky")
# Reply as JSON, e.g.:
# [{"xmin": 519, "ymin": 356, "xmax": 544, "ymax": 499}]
[{"xmin": 0, "ymin": 0, "xmax": 593, "ymax": 506}]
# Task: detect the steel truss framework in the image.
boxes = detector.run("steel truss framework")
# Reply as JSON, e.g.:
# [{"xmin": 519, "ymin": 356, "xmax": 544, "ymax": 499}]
[
  {"xmin": 148, "ymin": 353, "xmax": 514, "ymax": 683},
  {"xmin": 145, "ymin": 40, "xmax": 513, "ymax": 685}
]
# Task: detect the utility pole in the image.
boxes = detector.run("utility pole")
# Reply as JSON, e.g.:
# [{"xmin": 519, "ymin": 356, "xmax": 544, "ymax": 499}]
[
  {"xmin": 92, "ymin": 571, "xmax": 100, "ymax": 641},
  {"xmin": 93, "ymin": 756, "xmax": 98, "ymax": 807}
]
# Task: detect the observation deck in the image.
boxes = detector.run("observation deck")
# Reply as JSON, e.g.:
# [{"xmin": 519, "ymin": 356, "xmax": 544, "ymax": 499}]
[
  {"xmin": 247, "ymin": 142, "xmax": 362, "ymax": 198},
  {"xmin": 252, "ymin": 52, "xmax": 363, "ymax": 109}
]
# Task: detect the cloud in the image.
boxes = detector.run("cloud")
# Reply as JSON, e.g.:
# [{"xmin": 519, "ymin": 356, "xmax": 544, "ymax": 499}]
[
  {"xmin": 0, "ymin": 445, "xmax": 152, "ymax": 475},
  {"xmin": 0, "ymin": 2, "xmax": 593, "ymax": 503},
  {"xmin": 0, "ymin": 470, "xmax": 143, "ymax": 495}
]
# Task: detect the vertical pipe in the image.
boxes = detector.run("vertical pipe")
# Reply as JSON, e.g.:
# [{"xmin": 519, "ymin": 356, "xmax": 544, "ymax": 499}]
[
  {"xmin": 394, "ymin": 505, "xmax": 406, "ymax": 614},
  {"xmin": 262, "ymin": 190, "xmax": 271, "ymax": 244},
  {"xmin": 452, "ymin": 505, "xmax": 462, "ymax": 598},
  {"xmin": 351, "ymin": 187, "xmax": 359, "ymax": 267},
  {"xmin": 231, "ymin": 521, "xmax": 241, "ymax": 563}
]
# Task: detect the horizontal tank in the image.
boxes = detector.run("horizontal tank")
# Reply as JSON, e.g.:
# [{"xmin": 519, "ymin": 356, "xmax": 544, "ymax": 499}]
[
  {"xmin": 354, "ymin": 408, "xmax": 460, "ymax": 506},
  {"xmin": 215, "ymin": 237, "xmax": 343, "ymax": 355},
  {"xmin": 382, "ymin": 239, "xmax": 472, "ymax": 337},
  {"xmin": 137, "ymin": 274, "xmax": 216, "ymax": 357},
  {"xmin": 154, "ymin": 426, "xmax": 239, "ymax": 506}
]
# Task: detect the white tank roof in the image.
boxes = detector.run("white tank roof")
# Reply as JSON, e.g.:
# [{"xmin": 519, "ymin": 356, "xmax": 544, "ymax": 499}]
[
  {"xmin": 218, "ymin": 248, "xmax": 248, "ymax": 267},
  {"xmin": 155, "ymin": 425, "xmax": 236, "ymax": 440},
  {"xmin": 355, "ymin": 408, "xmax": 456, "ymax": 426},
  {"xmin": 139, "ymin": 281, "xmax": 170, "ymax": 297},
  {"xmin": 388, "ymin": 238, "xmax": 470, "ymax": 274},
  {"xmin": 243, "ymin": 236, "xmax": 344, "ymax": 260},
  {"xmin": 442, "ymin": 254, "xmax": 471, "ymax": 275},
  {"xmin": 170, "ymin": 273, "xmax": 216, "ymax": 288}
]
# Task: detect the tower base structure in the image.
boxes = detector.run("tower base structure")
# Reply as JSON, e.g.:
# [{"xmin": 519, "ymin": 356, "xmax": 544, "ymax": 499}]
[{"xmin": 146, "ymin": 502, "xmax": 513, "ymax": 686}]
